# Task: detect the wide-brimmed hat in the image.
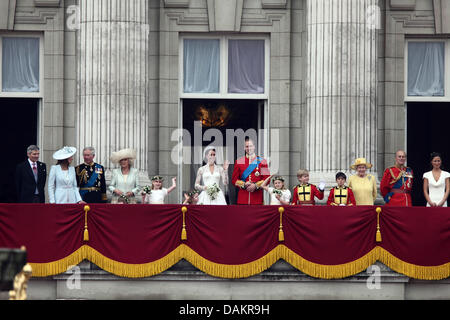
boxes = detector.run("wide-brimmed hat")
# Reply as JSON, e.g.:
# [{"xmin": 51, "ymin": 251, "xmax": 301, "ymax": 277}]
[
  {"xmin": 53, "ymin": 146, "xmax": 77, "ymax": 160},
  {"xmin": 350, "ymin": 158, "xmax": 373, "ymax": 170},
  {"xmin": 110, "ymin": 148, "xmax": 136, "ymax": 164}
]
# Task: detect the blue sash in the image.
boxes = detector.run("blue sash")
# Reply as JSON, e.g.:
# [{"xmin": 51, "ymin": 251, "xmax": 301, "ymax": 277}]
[
  {"xmin": 241, "ymin": 157, "xmax": 262, "ymax": 181},
  {"xmin": 79, "ymin": 165, "xmax": 100, "ymax": 197}
]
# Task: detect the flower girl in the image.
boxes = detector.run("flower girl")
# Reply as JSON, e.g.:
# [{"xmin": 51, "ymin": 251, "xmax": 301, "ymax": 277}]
[
  {"xmin": 142, "ymin": 176, "xmax": 176, "ymax": 204},
  {"xmin": 261, "ymin": 175, "xmax": 291, "ymax": 205}
]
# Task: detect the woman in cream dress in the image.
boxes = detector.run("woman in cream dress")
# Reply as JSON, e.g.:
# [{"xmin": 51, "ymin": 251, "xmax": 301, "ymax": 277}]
[
  {"xmin": 109, "ymin": 148, "xmax": 140, "ymax": 204},
  {"xmin": 48, "ymin": 146, "xmax": 85, "ymax": 204},
  {"xmin": 423, "ymin": 152, "xmax": 450, "ymax": 207},
  {"xmin": 195, "ymin": 147, "xmax": 229, "ymax": 205},
  {"xmin": 348, "ymin": 158, "xmax": 378, "ymax": 205}
]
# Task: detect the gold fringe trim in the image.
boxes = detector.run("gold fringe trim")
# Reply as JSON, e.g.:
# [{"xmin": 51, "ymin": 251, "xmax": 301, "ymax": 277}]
[
  {"xmin": 30, "ymin": 245, "xmax": 184, "ymax": 278},
  {"xmin": 29, "ymin": 246, "xmax": 88, "ymax": 277},
  {"xmin": 181, "ymin": 245, "xmax": 282, "ymax": 279},
  {"xmin": 281, "ymin": 245, "xmax": 379, "ymax": 279},
  {"xmin": 378, "ymin": 247, "xmax": 450, "ymax": 280},
  {"xmin": 29, "ymin": 245, "xmax": 450, "ymax": 280}
]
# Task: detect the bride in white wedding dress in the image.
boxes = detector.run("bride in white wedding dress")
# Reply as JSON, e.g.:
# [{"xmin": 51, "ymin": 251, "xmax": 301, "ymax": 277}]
[{"xmin": 195, "ymin": 147, "xmax": 229, "ymax": 205}]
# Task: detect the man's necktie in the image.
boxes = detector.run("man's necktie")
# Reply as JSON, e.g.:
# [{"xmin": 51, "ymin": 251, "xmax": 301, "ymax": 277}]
[
  {"xmin": 32, "ymin": 163, "xmax": 38, "ymax": 181},
  {"xmin": 32, "ymin": 163, "xmax": 39, "ymax": 195}
]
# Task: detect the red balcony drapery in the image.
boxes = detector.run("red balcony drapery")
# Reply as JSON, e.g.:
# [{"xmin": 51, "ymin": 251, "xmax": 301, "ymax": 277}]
[{"xmin": 0, "ymin": 204, "xmax": 449, "ymax": 280}]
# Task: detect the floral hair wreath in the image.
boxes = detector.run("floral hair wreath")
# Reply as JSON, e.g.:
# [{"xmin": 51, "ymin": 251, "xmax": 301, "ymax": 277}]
[
  {"xmin": 272, "ymin": 176, "xmax": 285, "ymax": 183},
  {"xmin": 151, "ymin": 175, "xmax": 164, "ymax": 181}
]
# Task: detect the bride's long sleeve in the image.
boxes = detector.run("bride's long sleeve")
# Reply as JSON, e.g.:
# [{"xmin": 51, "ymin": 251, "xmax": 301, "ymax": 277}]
[
  {"xmin": 220, "ymin": 166, "xmax": 229, "ymax": 186},
  {"xmin": 195, "ymin": 166, "xmax": 206, "ymax": 191}
]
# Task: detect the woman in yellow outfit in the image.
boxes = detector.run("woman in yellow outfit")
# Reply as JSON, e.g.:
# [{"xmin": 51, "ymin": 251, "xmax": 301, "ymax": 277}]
[{"xmin": 348, "ymin": 158, "xmax": 378, "ymax": 205}]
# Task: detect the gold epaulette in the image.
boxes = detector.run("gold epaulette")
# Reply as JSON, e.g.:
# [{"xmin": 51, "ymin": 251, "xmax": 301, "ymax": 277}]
[
  {"xmin": 255, "ymin": 180, "xmax": 264, "ymax": 188},
  {"xmin": 235, "ymin": 180, "xmax": 245, "ymax": 188}
]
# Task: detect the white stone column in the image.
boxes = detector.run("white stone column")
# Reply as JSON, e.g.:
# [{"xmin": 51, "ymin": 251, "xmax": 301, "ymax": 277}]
[
  {"xmin": 77, "ymin": 0, "xmax": 149, "ymax": 182},
  {"xmin": 306, "ymin": 0, "xmax": 378, "ymax": 183}
]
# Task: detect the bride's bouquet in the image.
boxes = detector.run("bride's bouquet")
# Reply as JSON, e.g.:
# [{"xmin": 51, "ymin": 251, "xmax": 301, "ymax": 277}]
[{"xmin": 206, "ymin": 183, "xmax": 220, "ymax": 201}]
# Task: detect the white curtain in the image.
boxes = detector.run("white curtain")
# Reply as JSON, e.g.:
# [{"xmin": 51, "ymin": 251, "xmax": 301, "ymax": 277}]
[
  {"xmin": 183, "ymin": 39, "xmax": 220, "ymax": 93},
  {"xmin": 408, "ymin": 42, "xmax": 444, "ymax": 96},
  {"xmin": 2, "ymin": 37, "xmax": 40, "ymax": 92},
  {"xmin": 228, "ymin": 39, "xmax": 265, "ymax": 94}
]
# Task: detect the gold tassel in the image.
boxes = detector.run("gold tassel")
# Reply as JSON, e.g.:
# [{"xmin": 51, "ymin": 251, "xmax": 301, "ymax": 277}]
[
  {"xmin": 84, "ymin": 205, "xmax": 90, "ymax": 242},
  {"xmin": 181, "ymin": 206, "xmax": 187, "ymax": 241},
  {"xmin": 278, "ymin": 207, "xmax": 285, "ymax": 242},
  {"xmin": 376, "ymin": 207, "xmax": 382, "ymax": 243}
]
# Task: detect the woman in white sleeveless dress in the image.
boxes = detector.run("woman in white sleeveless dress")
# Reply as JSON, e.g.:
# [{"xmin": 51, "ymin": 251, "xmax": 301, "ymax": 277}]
[
  {"xmin": 195, "ymin": 148, "xmax": 229, "ymax": 205},
  {"xmin": 423, "ymin": 152, "xmax": 450, "ymax": 207}
]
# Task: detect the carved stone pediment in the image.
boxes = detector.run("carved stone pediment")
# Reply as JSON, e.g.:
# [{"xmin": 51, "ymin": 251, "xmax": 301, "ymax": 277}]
[
  {"xmin": 164, "ymin": 0, "xmax": 190, "ymax": 8},
  {"xmin": 207, "ymin": 0, "xmax": 243, "ymax": 32},
  {"xmin": 390, "ymin": 0, "xmax": 416, "ymax": 10},
  {"xmin": 0, "ymin": 0, "xmax": 16, "ymax": 30},
  {"xmin": 34, "ymin": 0, "xmax": 60, "ymax": 7},
  {"xmin": 261, "ymin": 0, "xmax": 287, "ymax": 9},
  {"xmin": 433, "ymin": 0, "xmax": 450, "ymax": 34}
]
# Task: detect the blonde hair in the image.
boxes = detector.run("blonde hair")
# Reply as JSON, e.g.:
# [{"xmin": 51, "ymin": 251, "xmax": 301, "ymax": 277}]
[
  {"xmin": 272, "ymin": 176, "xmax": 286, "ymax": 190},
  {"xmin": 297, "ymin": 169, "xmax": 309, "ymax": 178}
]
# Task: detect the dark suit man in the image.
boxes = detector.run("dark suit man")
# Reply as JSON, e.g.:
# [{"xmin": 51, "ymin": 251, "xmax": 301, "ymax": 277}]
[{"xmin": 15, "ymin": 145, "xmax": 47, "ymax": 203}]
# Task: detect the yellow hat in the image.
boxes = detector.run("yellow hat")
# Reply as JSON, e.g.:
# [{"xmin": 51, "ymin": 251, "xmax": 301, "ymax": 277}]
[{"xmin": 350, "ymin": 158, "xmax": 373, "ymax": 170}]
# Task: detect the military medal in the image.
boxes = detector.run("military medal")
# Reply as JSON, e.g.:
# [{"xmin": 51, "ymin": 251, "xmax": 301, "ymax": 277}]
[{"xmin": 255, "ymin": 167, "xmax": 260, "ymax": 177}]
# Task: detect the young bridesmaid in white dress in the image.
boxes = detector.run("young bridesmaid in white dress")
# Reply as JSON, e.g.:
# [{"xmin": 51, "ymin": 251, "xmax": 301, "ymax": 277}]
[
  {"xmin": 423, "ymin": 152, "xmax": 450, "ymax": 207},
  {"xmin": 260, "ymin": 175, "xmax": 291, "ymax": 205},
  {"xmin": 142, "ymin": 176, "xmax": 176, "ymax": 204},
  {"xmin": 195, "ymin": 147, "xmax": 229, "ymax": 205}
]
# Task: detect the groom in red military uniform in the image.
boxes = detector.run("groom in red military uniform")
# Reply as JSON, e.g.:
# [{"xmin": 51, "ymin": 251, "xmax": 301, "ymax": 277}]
[
  {"xmin": 232, "ymin": 138, "xmax": 270, "ymax": 205},
  {"xmin": 380, "ymin": 150, "xmax": 413, "ymax": 206}
]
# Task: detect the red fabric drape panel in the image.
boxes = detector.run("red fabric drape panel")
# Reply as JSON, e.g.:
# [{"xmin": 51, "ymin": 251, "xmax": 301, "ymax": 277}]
[
  {"xmin": 0, "ymin": 204, "xmax": 83, "ymax": 263},
  {"xmin": 380, "ymin": 207, "xmax": 450, "ymax": 266},
  {"xmin": 184, "ymin": 205, "xmax": 279, "ymax": 264},
  {"xmin": 87, "ymin": 204, "xmax": 182, "ymax": 264},
  {"xmin": 283, "ymin": 206, "xmax": 377, "ymax": 264}
]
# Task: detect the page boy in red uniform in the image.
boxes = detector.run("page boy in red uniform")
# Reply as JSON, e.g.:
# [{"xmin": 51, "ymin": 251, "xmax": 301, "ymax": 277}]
[
  {"xmin": 291, "ymin": 169, "xmax": 325, "ymax": 206},
  {"xmin": 327, "ymin": 172, "xmax": 356, "ymax": 206}
]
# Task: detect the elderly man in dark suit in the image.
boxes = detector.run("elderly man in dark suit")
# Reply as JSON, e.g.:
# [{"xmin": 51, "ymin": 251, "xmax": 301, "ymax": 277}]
[{"xmin": 15, "ymin": 145, "xmax": 47, "ymax": 203}]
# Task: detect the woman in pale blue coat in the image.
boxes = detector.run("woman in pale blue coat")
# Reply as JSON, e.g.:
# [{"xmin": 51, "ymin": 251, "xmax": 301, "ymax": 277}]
[
  {"xmin": 109, "ymin": 148, "xmax": 140, "ymax": 204},
  {"xmin": 48, "ymin": 146, "xmax": 86, "ymax": 204}
]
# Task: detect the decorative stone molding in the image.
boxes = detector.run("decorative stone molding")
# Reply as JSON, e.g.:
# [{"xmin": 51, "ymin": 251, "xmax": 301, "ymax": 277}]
[
  {"xmin": 433, "ymin": 0, "xmax": 450, "ymax": 34},
  {"xmin": 241, "ymin": 12, "xmax": 286, "ymax": 27},
  {"xmin": 164, "ymin": 0, "xmax": 190, "ymax": 8},
  {"xmin": 34, "ymin": 0, "xmax": 60, "ymax": 7},
  {"xmin": 389, "ymin": 12, "xmax": 435, "ymax": 30},
  {"xmin": 207, "ymin": 0, "xmax": 243, "ymax": 31},
  {"xmin": 389, "ymin": 0, "xmax": 416, "ymax": 10},
  {"xmin": 261, "ymin": 0, "xmax": 287, "ymax": 9},
  {"xmin": 14, "ymin": 9, "xmax": 60, "ymax": 25},
  {"xmin": 0, "ymin": 0, "xmax": 16, "ymax": 30},
  {"xmin": 165, "ymin": 11, "xmax": 209, "ymax": 26}
]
